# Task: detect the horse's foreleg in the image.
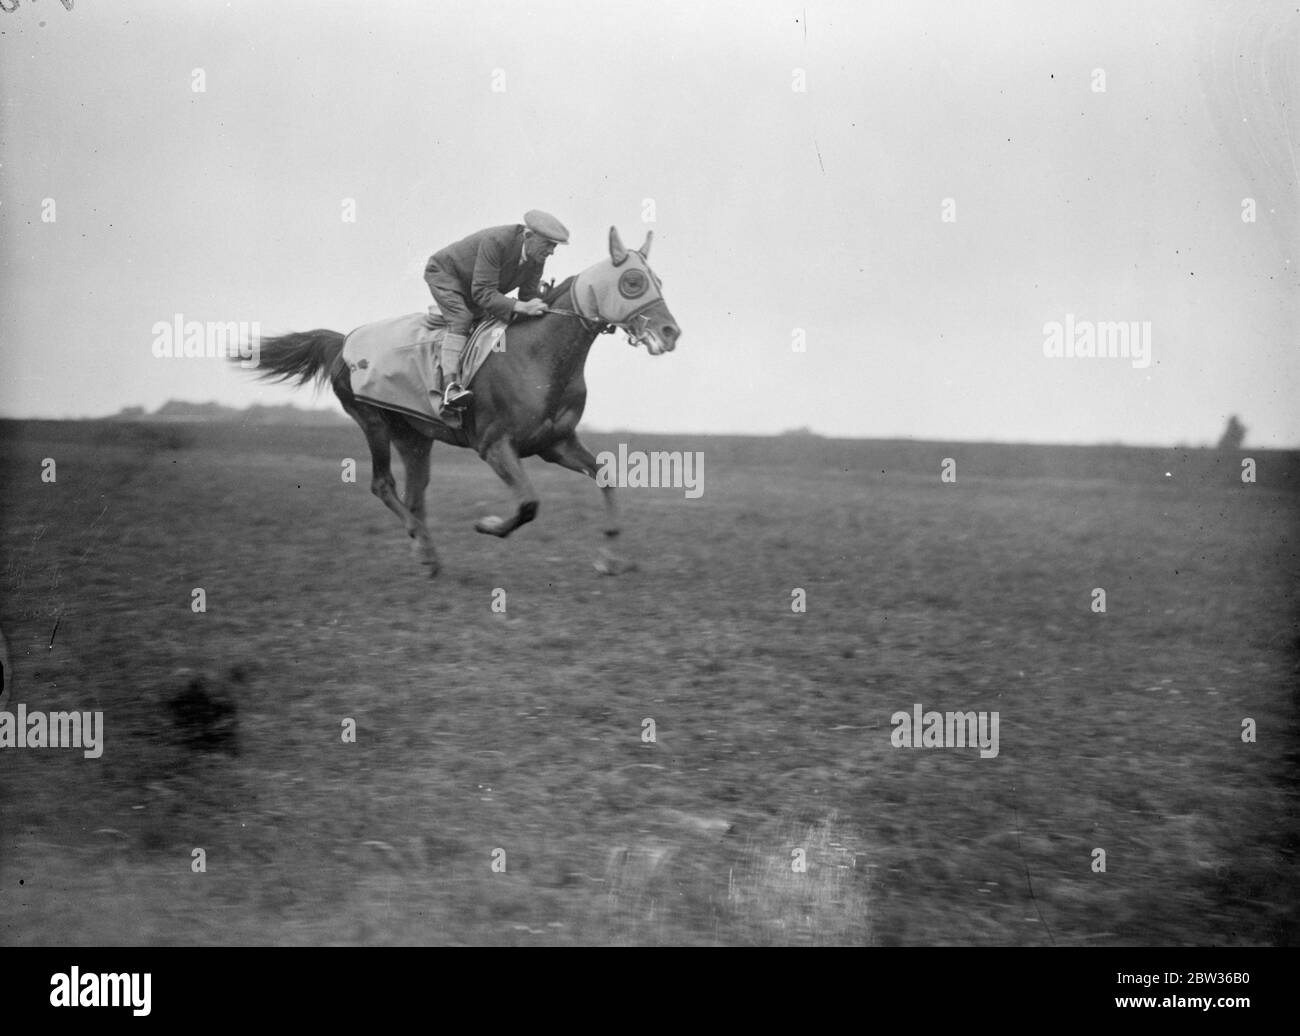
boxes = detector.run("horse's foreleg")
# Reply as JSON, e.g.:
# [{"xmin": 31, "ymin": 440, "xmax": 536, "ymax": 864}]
[
  {"xmin": 541, "ymin": 436, "xmax": 635, "ymax": 574},
  {"xmin": 474, "ymin": 439, "xmax": 539, "ymax": 538}
]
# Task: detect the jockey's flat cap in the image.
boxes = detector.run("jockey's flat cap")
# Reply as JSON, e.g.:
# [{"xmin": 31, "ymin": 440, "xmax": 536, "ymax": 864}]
[{"xmin": 524, "ymin": 210, "xmax": 570, "ymax": 244}]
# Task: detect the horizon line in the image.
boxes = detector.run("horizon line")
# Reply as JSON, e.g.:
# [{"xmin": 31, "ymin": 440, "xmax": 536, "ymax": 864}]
[{"xmin": 0, "ymin": 414, "xmax": 1292, "ymax": 453}]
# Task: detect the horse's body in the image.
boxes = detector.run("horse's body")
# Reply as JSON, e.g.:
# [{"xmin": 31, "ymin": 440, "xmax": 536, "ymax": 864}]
[{"xmin": 243, "ymin": 227, "xmax": 679, "ymax": 576}]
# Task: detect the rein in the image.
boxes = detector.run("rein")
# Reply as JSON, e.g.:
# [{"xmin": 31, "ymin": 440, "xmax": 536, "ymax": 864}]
[{"xmin": 542, "ymin": 282, "xmax": 616, "ymax": 336}]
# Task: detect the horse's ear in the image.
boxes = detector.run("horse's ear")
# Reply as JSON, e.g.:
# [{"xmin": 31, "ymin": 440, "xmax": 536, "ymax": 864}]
[
  {"xmin": 639, "ymin": 230, "xmax": 653, "ymax": 259},
  {"xmin": 609, "ymin": 226, "xmax": 629, "ymax": 267}
]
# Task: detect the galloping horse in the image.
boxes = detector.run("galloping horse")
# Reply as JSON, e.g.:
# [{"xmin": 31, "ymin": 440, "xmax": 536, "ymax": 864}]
[{"xmin": 241, "ymin": 226, "xmax": 680, "ymax": 577}]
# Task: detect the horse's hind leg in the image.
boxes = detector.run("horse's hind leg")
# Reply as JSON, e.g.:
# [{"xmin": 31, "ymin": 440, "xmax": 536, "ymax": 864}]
[
  {"xmin": 342, "ymin": 400, "xmax": 436, "ymax": 571},
  {"xmin": 391, "ymin": 428, "xmax": 440, "ymax": 576},
  {"xmin": 540, "ymin": 435, "xmax": 635, "ymax": 574},
  {"xmin": 473, "ymin": 439, "xmax": 540, "ymax": 538}
]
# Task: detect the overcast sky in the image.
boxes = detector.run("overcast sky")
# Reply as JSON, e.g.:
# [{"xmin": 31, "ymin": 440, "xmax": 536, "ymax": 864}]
[{"xmin": 1, "ymin": 0, "xmax": 1296, "ymax": 445}]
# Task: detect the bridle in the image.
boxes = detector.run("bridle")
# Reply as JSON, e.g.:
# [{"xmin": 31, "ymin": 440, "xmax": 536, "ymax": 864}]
[{"xmin": 620, "ymin": 308, "xmax": 658, "ymax": 347}]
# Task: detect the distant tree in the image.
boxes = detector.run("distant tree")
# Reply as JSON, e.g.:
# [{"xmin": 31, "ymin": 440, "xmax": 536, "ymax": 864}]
[
  {"xmin": 781, "ymin": 426, "xmax": 821, "ymax": 438},
  {"xmin": 1217, "ymin": 415, "xmax": 1246, "ymax": 450}
]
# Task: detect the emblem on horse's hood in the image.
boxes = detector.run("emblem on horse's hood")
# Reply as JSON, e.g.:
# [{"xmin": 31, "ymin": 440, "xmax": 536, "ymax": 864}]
[{"xmin": 618, "ymin": 269, "xmax": 649, "ymax": 299}]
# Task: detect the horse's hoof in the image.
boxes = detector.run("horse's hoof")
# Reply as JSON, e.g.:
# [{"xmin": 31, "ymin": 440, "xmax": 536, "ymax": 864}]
[
  {"xmin": 475, "ymin": 515, "xmax": 508, "ymax": 537},
  {"xmin": 412, "ymin": 539, "xmax": 440, "ymax": 576}
]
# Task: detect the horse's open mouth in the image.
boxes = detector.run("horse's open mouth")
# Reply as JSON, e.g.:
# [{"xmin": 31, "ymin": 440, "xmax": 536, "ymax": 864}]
[
  {"xmin": 639, "ymin": 333, "xmax": 678, "ymax": 356},
  {"xmin": 631, "ymin": 322, "xmax": 678, "ymax": 356}
]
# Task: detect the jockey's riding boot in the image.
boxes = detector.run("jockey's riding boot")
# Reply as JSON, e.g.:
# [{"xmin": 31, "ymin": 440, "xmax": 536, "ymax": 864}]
[{"xmin": 435, "ymin": 331, "xmax": 472, "ymax": 410}]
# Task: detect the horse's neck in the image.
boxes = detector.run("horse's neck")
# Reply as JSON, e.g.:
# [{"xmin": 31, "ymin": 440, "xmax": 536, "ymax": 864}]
[
  {"xmin": 533, "ymin": 281, "xmax": 599, "ymax": 379},
  {"xmin": 543, "ymin": 317, "xmax": 598, "ymax": 384}
]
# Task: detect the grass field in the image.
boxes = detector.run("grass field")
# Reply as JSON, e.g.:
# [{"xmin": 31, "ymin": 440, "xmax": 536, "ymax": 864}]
[{"xmin": 1, "ymin": 419, "xmax": 1296, "ymax": 945}]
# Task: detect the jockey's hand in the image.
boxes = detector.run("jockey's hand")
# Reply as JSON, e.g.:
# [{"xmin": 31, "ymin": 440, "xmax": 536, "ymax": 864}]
[{"xmin": 515, "ymin": 298, "xmax": 548, "ymax": 317}]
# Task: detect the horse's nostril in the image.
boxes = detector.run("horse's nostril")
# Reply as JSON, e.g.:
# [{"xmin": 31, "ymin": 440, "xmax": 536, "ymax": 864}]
[{"xmin": 664, "ymin": 325, "xmax": 679, "ymax": 339}]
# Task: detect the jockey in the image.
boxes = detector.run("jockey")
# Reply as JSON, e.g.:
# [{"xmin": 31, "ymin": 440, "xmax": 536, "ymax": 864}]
[{"xmin": 423, "ymin": 210, "xmax": 570, "ymax": 410}]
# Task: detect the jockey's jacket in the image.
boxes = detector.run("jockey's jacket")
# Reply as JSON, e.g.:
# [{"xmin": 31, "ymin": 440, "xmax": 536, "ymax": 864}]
[{"xmin": 424, "ymin": 224, "xmax": 546, "ymax": 324}]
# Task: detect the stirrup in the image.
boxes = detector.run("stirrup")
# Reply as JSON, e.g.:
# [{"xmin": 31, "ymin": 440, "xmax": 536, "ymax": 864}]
[{"xmin": 442, "ymin": 383, "xmax": 473, "ymax": 409}]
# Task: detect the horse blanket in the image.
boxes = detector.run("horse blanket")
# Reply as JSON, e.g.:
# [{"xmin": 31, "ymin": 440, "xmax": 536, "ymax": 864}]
[{"xmin": 341, "ymin": 308, "xmax": 506, "ymax": 424}]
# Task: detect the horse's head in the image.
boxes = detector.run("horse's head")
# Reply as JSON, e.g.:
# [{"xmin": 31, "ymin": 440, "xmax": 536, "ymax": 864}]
[{"xmin": 572, "ymin": 227, "xmax": 681, "ymax": 355}]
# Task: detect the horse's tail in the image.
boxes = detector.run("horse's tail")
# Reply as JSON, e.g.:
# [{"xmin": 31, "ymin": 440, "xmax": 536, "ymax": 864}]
[{"xmin": 239, "ymin": 329, "xmax": 347, "ymax": 389}]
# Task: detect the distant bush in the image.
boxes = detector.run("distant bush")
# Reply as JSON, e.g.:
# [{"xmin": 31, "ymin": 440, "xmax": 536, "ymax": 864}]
[{"xmin": 1217, "ymin": 415, "xmax": 1246, "ymax": 450}]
